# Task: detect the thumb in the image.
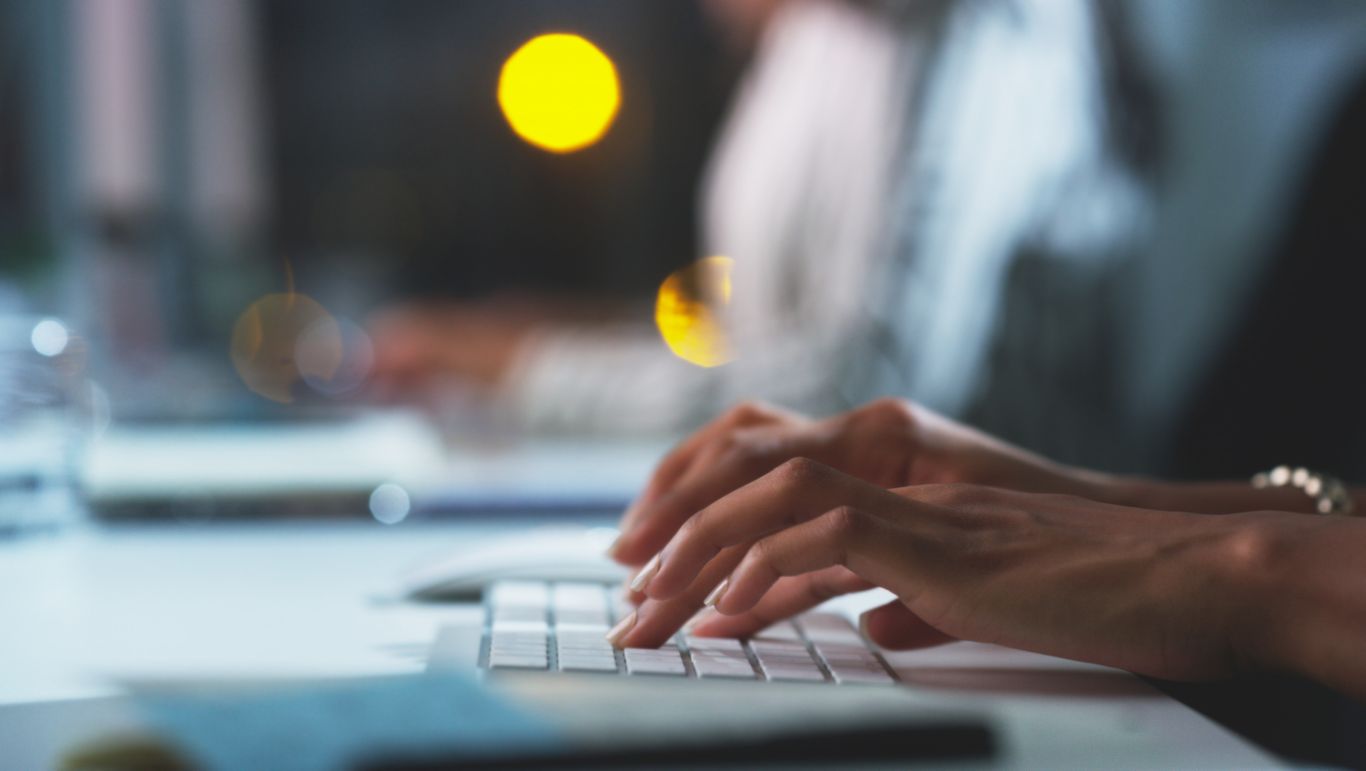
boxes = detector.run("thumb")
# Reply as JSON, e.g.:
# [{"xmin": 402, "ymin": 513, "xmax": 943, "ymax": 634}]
[{"xmin": 859, "ymin": 600, "xmax": 955, "ymax": 650}]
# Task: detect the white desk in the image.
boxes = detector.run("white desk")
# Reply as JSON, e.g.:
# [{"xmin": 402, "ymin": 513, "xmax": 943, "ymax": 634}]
[{"xmin": 0, "ymin": 519, "xmax": 1284, "ymax": 769}]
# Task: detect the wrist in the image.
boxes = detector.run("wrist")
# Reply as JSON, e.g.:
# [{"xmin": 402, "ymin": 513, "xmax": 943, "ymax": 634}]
[
  {"xmin": 1071, "ymin": 473, "xmax": 1320, "ymax": 515},
  {"xmin": 1198, "ymin": 513, "xmax": 1294, "ymax": 675},
  {"xmin": 1212, "ymin": 512, "xmax": 1331, "ymax": 678}
]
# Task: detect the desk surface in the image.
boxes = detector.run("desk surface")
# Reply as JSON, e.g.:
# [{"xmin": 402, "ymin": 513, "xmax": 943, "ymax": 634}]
[{"xmin": 0, "ymin": 519, "xmax": 1286, "ymax": 769}]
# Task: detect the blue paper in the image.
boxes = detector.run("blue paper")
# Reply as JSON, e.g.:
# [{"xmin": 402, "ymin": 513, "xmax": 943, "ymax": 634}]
[{"xmin": 137, "ymin": 673, "xmax": 560, "ymax": 771}]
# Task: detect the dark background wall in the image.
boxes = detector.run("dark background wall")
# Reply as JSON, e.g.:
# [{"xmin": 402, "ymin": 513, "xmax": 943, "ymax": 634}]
[{"xmin": 260, "ymin": 0, "xmax": 739, "ymax": 304}]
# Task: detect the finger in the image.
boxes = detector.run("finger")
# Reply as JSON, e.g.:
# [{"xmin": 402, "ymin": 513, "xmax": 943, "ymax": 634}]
[
  {"xmin": 617, "ymin": 544, "xmax": 749, "ymax": 649},
  {"xmin": 646, "ymin": 459, "xmax": 902, "ymax": 599},
  {"xmin": 617, "ymin": 437, "xmax": 712, "ymax": 535},
  {"xmin": 611, "ymin": 441, "xmax": 774, "ymax": 567},
  {"xmin": 621, "ymin": 571, "xmax": 646, "ymax": 606},
  {"xmin": 859, "ymin": 600, "xmax": 955, "ymax": 650},
  {"xmin": 688, "ymin": 567, "xmax": 873, "ymax": 639},
  {"xmin": 716, "ymin": 505, "xmax": 914, "ymax": 615},
  {"xmin": 613, "ymin": 402, "xmax": 787, "ymax": 560},
  {"xmin": 631, "ymin": 401, "xmax": 790, "ymax": 517},
  {"xmin": 613, "ymin": 440, "xmax": 736, "ymax": 566},
  {"xmin": 621, "ymin": 582, "xmax": 646, "ymax": 607}
]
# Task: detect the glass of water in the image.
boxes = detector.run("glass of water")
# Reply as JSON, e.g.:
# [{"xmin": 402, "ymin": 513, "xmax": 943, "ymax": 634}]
[{"xmin": 0, "ymin": 317, "xmax": 92, "ymax": 535}]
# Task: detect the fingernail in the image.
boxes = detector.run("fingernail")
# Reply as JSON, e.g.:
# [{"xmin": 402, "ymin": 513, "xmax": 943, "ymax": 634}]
[
  {"xmin": 606, "ymin": 610, "xmax": 638, "ymax": 647},
  {"xmin": 703, "ymin": 577, "xmax": 730, "ymax": 608},
  {"xmin": 606, "ymin": 534, "xmax": 624, "ymax": 557},
  {"xmin": 628, "ymin": 553, "xmax": 662, "ymax": 593},
  {"xmin": 858, "ymin": 612, "xmax": 879, "ymax": 649}
]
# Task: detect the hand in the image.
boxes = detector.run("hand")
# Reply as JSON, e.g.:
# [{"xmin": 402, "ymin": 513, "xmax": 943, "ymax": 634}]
[
  {"xmin": 611, "ymin": 398, "xmax": 1096, "ymax": 568},
  {"xmin": 367, "ymin": 303, "xmax": 535, "ymax": 395},
  {"xmin": 615, "ymin": 459, "xmax": 1294, "ymax": 684}
]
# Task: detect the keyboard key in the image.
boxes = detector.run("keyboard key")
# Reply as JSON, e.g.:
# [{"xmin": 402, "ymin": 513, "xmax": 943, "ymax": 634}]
[
  {"xmin": 555, "ymin": 611, "xmax": 610, "ymax": 627},
  {"xmin": 491, "ymin": 581, "xmax": 549, "ymax": 609},
  {"xmin": 818, "ymin": 642, "xmax": 879, "ymax": 660},
  {"xmin": 827, "ymin": 665, "xmax": 895, "ymax": 685},
  {"xmin": 797, "ymin": 613, "xmax": 862, "ymax": 645},
  {"xmin": 687, "ymin": 641, "xmax": 757, "ymax": 680},
  {"xmin": 821, "ymin": 657, "xmax": 893, "ymax": 678},
  {"xmin": 490, "ymin": 636, "xmax": 548, "ymax": 648},
  {"xmin": 692, "ymin": 662, "xmax": 756, "ymax": 679},
  {"xmin": 490, "ymin": 630, "xmax": 548, "ymax": 657},
  {"xmin": 552, "ymin": 583, "xmax": 607, "ymax": 610},
  {"xmin": 490, "ymin": 619, "xmax": 549, "ymax": 635},
  {"xmin": 684, "ymin": 636, "xmax": 744, "ymax": 652},
  {"xmin": 757, "ymin": 663, "xmax": 826, "ymax": 682},
  {"xmin": 556, "ymin": 629, "xmax": 612, "ymax": 644},
  {"xmin": 490, "ymin": 630, "xmax": 547, "ymax": 643},
  {"xmin": 753, "ymin": 621, "xmax": 802, "ymax": 642},
  {"xmin": 559, "ymin": 655, "xmax": 618, "ymax": 673},
  {"xmin": 489, "ymin": 650, "xmax": 548, "ymax": 670},
  {"xmin": 685, "ymin": 637, "xmax": 755, "ymax": 678},
  {"xmin": 491, "ymin": 645, "xmax": 549, "ymax": 658},
  {"xmin": 555, "ymin": 634, "xmax": 614, "ymax": 657},
  {"xmin": 750, "ymin": 639, "xmax": 808, "ymax": 656},
  {"xmin": 751, "ymin": 640, "xmax": 826, "ymax": 682},
  {"xmin": 624, "ymin": 646, "xmax": 686, "ymax": 676},
  {"xmin": 492, "ymin": 605, "xmax": 546, "ymax": 621},
  {"xmin": 817, "ymin": 644, "xmax": 896, "ymax": 684},
  {"xmin": 553, "ymin": 584, "xmax": 610, "ymax": 627}
]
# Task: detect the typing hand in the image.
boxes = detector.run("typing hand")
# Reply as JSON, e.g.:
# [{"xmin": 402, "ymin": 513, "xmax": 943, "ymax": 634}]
[
  {"xmin": 613, "ymin": 460, "xmax": 1287, "ymax": 684},
  {"xmin": 611, "ymin": 398, "xmax": 1096, "ymax": 573}
]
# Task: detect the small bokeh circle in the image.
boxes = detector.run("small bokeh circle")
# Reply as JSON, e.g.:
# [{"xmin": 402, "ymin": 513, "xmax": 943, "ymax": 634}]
[{"xmin": 369, "ymin": 482, "xmax": 411, "ymax": 525}]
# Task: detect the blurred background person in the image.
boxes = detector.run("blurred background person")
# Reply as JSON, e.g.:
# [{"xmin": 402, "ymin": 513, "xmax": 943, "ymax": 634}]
[
  {"xmin": 1117, "ymin": 2, "xmax": 1366, "ymax": 482},
  {"xmin": 1, "ymin": 0, "xmax": 1364, "ymax": 487},
  {"xmin": 850, "ymin": 0, "xmax": 1366, "ymax": 481},
  {"xmin": 367, "ymin": 0, "xmax": 928, "ymax": 435}
]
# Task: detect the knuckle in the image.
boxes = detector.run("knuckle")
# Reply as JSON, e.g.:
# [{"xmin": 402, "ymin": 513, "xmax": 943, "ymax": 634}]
[
  {"xmin": 748, "ymin": 538, "xmax": 782, "ymax": 572},
  {"xmin": 674, "ymin": 513, "xmax": 702, "ymax": 543},
  {"xmin": 858, "ymin": 397, "xmax": 918, "ymax": 430},
  {"xmin": 772, "ymin": 456, "xmax": 826, "ymax": 489},
  {"xmin": 730, "ymin": 400, "xmax": 768, "ymax": 423},
  {"xmin": 823, "ymin": 505, "xmax": 866, "ymax": 539},
  {"xmin": 677, "ymin": 508, "xmax": 720, "ymax": 547}
]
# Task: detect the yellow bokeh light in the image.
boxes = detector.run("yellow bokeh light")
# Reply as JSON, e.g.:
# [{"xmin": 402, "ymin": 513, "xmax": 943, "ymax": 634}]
[
  {"xmin": 655, "ymin": 256, "xmax": 734, "ymax": 368},
  {"xmin": 230, "ymin": 293, "xmax": 340, "ymax": 403},
  {"xmin": 497, "ymin": 33, "xmax": 620, "ymax": 153}
]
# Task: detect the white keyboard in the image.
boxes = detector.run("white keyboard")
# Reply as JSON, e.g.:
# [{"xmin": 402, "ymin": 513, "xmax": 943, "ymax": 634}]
[{"xmin": 481, "ymin": 580, "xmax": 897, "ymax": 685}]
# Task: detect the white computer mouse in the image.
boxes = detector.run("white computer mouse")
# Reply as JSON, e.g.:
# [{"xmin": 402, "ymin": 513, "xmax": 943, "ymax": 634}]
[{"xmin": 399, "ymin": 525, "xmax": 630, "ymax": 600}]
